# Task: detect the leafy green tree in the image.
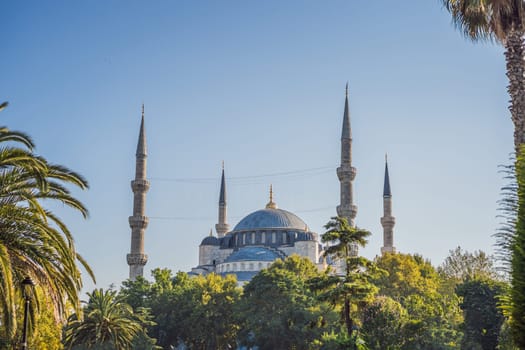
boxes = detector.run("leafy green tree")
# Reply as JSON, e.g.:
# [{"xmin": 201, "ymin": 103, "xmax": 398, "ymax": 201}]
[
  {"xmin": 149, "ymin": 270, "xmax": 190, "ymax": 347},
  {"xmin": 238, "ymin": 255, "xmax": 337, "ymax": 350},
  {"xmin": 438, "ymin": 247, "xmax": 511, "ymax": 349},
  {"xmin": 186, "ymin": 273, "xmax": 241, "ymax": 349},
  {"xmin": 361, "ymin": 296, "xmax": 407, "ymax": 350},
  {"xmin": 439, "ymin": 247, "xmax": 499, "ymax": 282},
  {"xmin": 374, "ymin": 253, "xmax": 462, "ymax": 350},
  {"xmin": 456, "ymin": 279, "xmax": 506, "ymax": 350},
  {"xmin": 0, "ymin": 102, "xmax": 93, "ymax": 345},
  {"xmin": 320, "ymin": 216, "xmax": 379, "ymax": 341},
  {"xmin": 63, "ymin": 288, "xmax": 155, "ymax": 350},
  {"xmin": 121, "ymin": 269, "xmax": 242, "ymax": 350},
  {"xmin": 119, "ymin": 276, "xmax": 152, "ymax": 310},
  {"xmin": 374, "ymin": 253, "xmax": 439, "ymax": 300}
]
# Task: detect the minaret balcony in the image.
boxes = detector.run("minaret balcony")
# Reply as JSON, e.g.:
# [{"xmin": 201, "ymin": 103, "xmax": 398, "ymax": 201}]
[
  {"xmin": 337, "ymin": 165, "xmax": 356, "ymax": 181},
  {"xmin": 381, "ymin": 246, "xmax": 396, "ymax": 254},
  {"xmin": 215, "ymin": 223, "xmax": 230, "ymax": 234},
  {"xmin": 129, "ymin": 216, "xmax": 149, "ymax": 229},
  {"xmin": 131, "ymin": 179, "xmax": 151, "ymax": 192},
  {"xmin": 381, "ymin": 216, "xmax": 396, "ymax": 226},
  {"xmin": 127, "ymin": 253, "xmax": 148, "ymax": 266},
  {"xmin": 337, "ymin": 204, "xmax": 357, "ymax": 220}
]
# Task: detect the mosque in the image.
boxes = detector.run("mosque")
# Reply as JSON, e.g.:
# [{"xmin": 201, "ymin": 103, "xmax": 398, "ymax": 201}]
[{"xmin": 125, "ymin": 85, "xmax": 396, "ymax": 282}]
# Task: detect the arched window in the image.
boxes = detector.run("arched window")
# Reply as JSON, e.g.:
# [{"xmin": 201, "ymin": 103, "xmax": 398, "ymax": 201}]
[
  {"xmin": 251, "ymin": 232, "xmax": 255, "ymax": 243},
  {"xmin": 249, "ymin": 263, "xmax": 254, "ymax": 270},
  {"xmin": 261, "ymin": 232, "xmax": 266, "ymax": 243},
  {"xmin": 258, "ymin": 262, "xmax": 263, "ymax": 269},
  {"xmin": 241, "ymin": 263, "xmax": 245, "ymax": 270},
  {"xmin": 233, "ymin": 263, "xmax": 237, "ymax": 271},
  {"xmin": 272, "ymin": 232, "xmax": 276, "ymax": 243},
  {"xmin": 282, "ymin": 232, "xmax": 287, "ymax": 243}
]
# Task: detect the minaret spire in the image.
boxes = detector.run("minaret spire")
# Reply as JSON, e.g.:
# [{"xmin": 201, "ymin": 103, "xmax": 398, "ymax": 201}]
[
  {"xmin": 341, "ymin": 83, "xmax": 351, "ymax": 140},
  {"xmin": 215, "ymin": 162, "xmax": 230, "ymax": 237},
  {"xmin": 381, "ymin": 155, "xmax": 396, "ymax": 254},
  {"xmin": 127, "ymin": 105, "xmax": 150, "ymax": 280},
  {"xmin": 336, "ymin": 83, "xmax": 358, "ymax": 255}
]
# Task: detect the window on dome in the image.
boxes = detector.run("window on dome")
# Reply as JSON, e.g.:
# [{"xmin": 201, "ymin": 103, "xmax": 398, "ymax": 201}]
[
  {"xmin": 251, "ymin": 232, "xmax": 255, "ymax": 243},
  {"xmin": 261, "ymin": 232, "xmax": 266, "ymax": 243},
  {"xmin": 249, "ymin": 263, "xmax": 254, "ymax": 270},
  {"xmin": 272, "ymin": 232, "xmax": 276, "ymax": 243}
]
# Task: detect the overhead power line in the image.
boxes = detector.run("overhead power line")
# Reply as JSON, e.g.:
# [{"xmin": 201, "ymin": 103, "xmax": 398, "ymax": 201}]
[
  {"xmin": 149, "ymin": 166, "xmax": 334, "ymax": 184},
  {"xmin": 149, "ymin": 205, "xmax": 335, "ymax": 222}
]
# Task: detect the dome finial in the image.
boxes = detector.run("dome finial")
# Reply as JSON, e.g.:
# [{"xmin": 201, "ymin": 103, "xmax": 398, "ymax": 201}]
[
  {"xmin": 266, "ymin": 184, "xmax": 278, "ymax": 209},
  {"xmin": 209, "ymin": 228, "xmax": 213, "ymax": 237}
]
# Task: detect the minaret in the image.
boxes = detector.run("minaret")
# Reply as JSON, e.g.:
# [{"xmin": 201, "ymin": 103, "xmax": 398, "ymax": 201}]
[
  {"xmin": 127, "ymin": 104, "xmax": 150, "ymax": 280},
  {"xmin": 337, "ymin": 84, "xmax": 358, "ymax": 223},
  {"xmin": 215, "ymin": 162, "xmax": 230, "ymax": 237},
  {"xmin": 381, "ymin": 155, "xmax": 396, "ymax": 254}
]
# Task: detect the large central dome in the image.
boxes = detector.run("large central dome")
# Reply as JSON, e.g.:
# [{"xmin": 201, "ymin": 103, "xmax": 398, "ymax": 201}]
[{"xmin": 233, "ymin": 208, "xmax": 307, "ymax": 231}]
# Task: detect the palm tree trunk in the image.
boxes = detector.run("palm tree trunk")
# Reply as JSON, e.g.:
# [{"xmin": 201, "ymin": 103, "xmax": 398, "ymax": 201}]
[{"xmin": 505, "ymin": 30, "xmax": 525, "ymax": 152}]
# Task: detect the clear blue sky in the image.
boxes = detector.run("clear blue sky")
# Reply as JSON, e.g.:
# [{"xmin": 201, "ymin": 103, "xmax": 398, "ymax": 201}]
[{"xmin": 1, "ymin": 1, "xmax": 512, "ymax": 292}]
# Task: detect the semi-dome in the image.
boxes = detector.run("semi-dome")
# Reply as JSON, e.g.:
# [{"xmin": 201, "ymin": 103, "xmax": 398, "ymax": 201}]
[
  {"xmin": 233, "ymin": 208, "xmax": 307, "ymax": 231},
  {"xmin": 200, "ymin": 236, "xmax": 220, "ymax": 246},
  {"xmin": 224, "ymin": 246, "xmax": 284, "ymax": 262}
]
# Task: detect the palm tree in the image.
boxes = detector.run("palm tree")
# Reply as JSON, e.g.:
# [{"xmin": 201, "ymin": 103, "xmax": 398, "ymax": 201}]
[
  {"xmin": 440, "ymin": 5, "xmax": 525, "ymax": 345},
  {"xmin": 0, "ymin": 102, "xmax": 94, "ymax": 344},
  {"xmin": 441, "ymin": 0, "xmax": 525, "ymax": 150},
  {"xmin": 63, "ymin": 289, "xmax": 148, "ymax": 350},
  {"xmin": 321, "ymin": 217, "xmax": 377, "ymax": 339}
]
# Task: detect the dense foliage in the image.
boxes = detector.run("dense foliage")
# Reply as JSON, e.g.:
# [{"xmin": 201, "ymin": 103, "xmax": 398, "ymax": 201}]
[
  {"xmin": 57, "ymin": 214, "xmax": 513, "ymax": 350},
  {"xmin": 237, "ymin": 256, "xmax": 338, "ymax": 350},
  {"xmin": 510, "ymin": 146, "xmax": 525, "ymax": 347},
  {"xmin": 63, "ymin": 288, "xmax": 156, "ymax": 350},
  {"xmin": 63, "ymin": 247, "xmax": 509, "ymax": 350}
]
